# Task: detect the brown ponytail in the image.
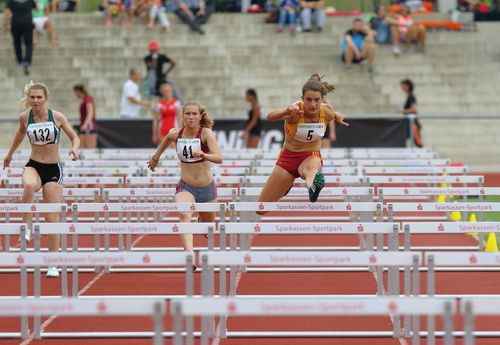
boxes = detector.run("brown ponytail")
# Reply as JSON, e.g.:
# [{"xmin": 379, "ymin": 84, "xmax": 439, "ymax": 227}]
[
  {"xmin": 182, "ymin": 101, "xmax": 214, "ymax": 129},
  {"xmin": 302, "ymin": 74, "xmax": 335, "ymax": 96}
]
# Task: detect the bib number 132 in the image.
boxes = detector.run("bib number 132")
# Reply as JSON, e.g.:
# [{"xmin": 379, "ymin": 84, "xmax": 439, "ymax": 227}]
[{"xmin": 182, "ymin": 145, "xmax": 194, "ymax": 160}]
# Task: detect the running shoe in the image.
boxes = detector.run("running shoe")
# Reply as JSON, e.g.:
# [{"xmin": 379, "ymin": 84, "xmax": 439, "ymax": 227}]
[
  {"xmin": 308, "ymin": 171, "xmax": 325, "ymax": 203},
  {"xmin": 46, "ymin": 266, "xmax": 60, "ymax": 278}
]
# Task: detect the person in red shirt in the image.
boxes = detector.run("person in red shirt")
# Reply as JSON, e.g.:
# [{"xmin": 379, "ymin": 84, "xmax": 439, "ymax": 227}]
[
  {"xmin": 73, "ymin": 84, "xmax": 97, "ymax": 148},
  {"xmin": 152, "ymin": 82, "xmax": 181, "ymax": 145}
]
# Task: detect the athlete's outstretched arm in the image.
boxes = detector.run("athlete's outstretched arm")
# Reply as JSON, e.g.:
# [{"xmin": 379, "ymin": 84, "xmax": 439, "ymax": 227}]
[
  {"xmin": 148, "ymin": 128, "xmax": 176, "ymax": 171},
  {"xmin": 57, "ymin": 112, "xmax": 80, "ymax": 161},
  {"xmin": 3, "ymin": 114, "xmax": 28, "ymax": 169},
  {"xmin": 267, "ymin": 102, "xmax": 302, "ymax": 122},
  {"xmin": 196, "ymin": 129, "xmax": 222, "ymax": 164},
  {"xmin": 323, "ymin": 102, "xmax": 349, "ymax": 127}
]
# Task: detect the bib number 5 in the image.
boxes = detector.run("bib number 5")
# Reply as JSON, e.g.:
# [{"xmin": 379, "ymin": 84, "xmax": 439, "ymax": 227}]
[{"xmin": 306, "ymin": 129, "xmax": 314, "ymax": 141}]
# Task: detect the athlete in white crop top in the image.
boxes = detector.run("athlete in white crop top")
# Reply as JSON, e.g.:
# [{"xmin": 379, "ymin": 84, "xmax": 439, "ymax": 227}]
[{"xmin": 3, "ymin": 82, "xmax": 80, "ymax": 278}]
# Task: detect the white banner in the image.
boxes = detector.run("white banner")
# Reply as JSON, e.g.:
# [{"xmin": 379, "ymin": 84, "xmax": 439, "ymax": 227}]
[
  {"xmin": 358, "ymin": 159, "xmax": 450, "ymax": 166},
  {"xmin": 72, "ymin": 202, "xmax": 224, "ymax": 213},
  {"xmin": 426, "ymin": 252, "xmax": 500, "ymax": 266},
  {"xmin": 126, "ymin": 177, "xmax": 180, "ymax": 185},
  {"xmin": 0, "ymin": 252, "xmax": 191, "ymax": 267},
  {"xmin": 367, "ymin": 176, "xmax": 483, "ymax": 184},
  {"xmin": 175, "ymin": 297, "xmax": 451, "ymax": 316},
  {"xmin": 200, "ymin": 251, "xmax": 419, "ymax": 266},
  {"xmin": 351, "ymin": 152, "xmax": 436, "ymax": 159},
  {"xmin": 404, "ymin": 222, "xmax": 500, "ymax": 234},
  {"xmin": 244, "ymin": 175, "xmax": 363, "ymax": 185},
  {"xmin": 229, "ymin": 202, "xmax": 380, "ymax": 212},
  {"xmin": 240, "ymin": 187, "xmax": 373, "ymax": 197},
  {"xmin": 0, "ymin": 298, "xmax": 165, "ymax": 316},
  {"xmin": 380, "ymin": 187, "xmax": 500, "ymax": 196},
  {"xmin": 0, "ymin": 223, "xmax": 27, "ymax": 234},
  {"xmin": 364, "ymin": 167, "xmax": 467, "ymax": 174},
  {"xmin": 463, "ymin": 298, "xmax": 500, "ymax": 315},
  {"xmin": 252, "ymin": 167, "xmax": 358, "ymax": 176},
  {"xmin": 65, "ymin": 167, "xmax": 139, "ymax": 175},
  {"xmin": 222, "ymin": 222, "xmax": 398, "ymax": 234},
  {"xmin": 34, "ymin": 222, "xmax": 215, "ymax": 235},
  {"xmin": 390, "ymin": 203, "xmax": 500, "ymax": 212},
  {"xmin": 105, "ymin": 188, "xmax": 177, "ymax": 197},
  {"xmin": 0, "ymin": 203, "xmax": 66, "ymax": 213},
  {"xmin": 0, "ymin": 188, "xmax": 99, "ymax": 198}
]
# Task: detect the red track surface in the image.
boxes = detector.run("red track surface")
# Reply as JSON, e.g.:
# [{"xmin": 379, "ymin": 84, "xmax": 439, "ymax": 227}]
[{"xmin": 1, "ymin": 172, "xmax": 500, "ymax": 345}]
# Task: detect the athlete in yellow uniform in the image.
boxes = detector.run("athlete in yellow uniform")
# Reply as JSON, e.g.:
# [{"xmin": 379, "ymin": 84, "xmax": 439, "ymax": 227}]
[{"xmin": 258, "ymin": 74, "xmax": 349, "ymax": 208}]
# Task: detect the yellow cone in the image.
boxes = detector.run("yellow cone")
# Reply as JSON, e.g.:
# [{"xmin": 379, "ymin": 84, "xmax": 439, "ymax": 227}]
[
  {"xmin": 485, "ymin": 232, "xmax": 498, "ymax": 252},
  {"xmin": 467, "ymin": 213, "xmax": 478, "ymax": 236},
  {"xmin": 437, "ymin": 194, "xmax": 446, "ymax": 203},
  {"xmin": 450, "ymin": 210, "xmax": 462, "ymax": 221}
]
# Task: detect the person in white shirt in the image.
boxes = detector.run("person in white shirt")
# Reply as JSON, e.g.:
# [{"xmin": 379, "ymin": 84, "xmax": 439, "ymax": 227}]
[{"xmin": 120, "ymin": 68, "xmax": 150, "ymax": 118}]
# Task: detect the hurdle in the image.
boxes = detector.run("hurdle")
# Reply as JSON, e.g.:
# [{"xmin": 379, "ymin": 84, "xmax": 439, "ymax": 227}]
[
  {"xmin": 350, "ymin": 150, "xmax": 437, "ymax": 159},
  {"xmin": 0, "ymin": 223, "xmax": 28, "ymax": 252},
  {"xmin": 0, "ymin": 251, "xmax": 191, "ymax": 339},
  {"xmin": 426, "ymin": 252, "xmax": 500, "ymax": 345},
  {"xmin": 462, "ymin": 297, "xmax": 500, "ymax": 344},
  {"xmin": 199, "ymin": 250, "xmax": 421, "ymax": 338},
  {"xmin": 250, "ymin": 166, "xmax": 359, "ymax": 176},
  {"xmin": 171, "ymin": 295, "xmax": 452, "ymax": 345},
  {"xmin": 0, "ymin": 188, "xmax": 100, "ymax": 204},
  {"xmin": 33, "ymin": 222, "xmax": 214, "ymax": 279},
  {"xmin": 244, "ymin": 175, "xmax": 365, "ymax": 187},
  {"xmin": 71, "ymin": 202, "xmax": 225, "ymax": 255},
  {"xmin": 363, "ymin": 166, "xmax": 468, "ymax": 175},
  {"xmin": 0, "ymin": 297, "xmax": 165, "ymax": 343},
  {"xmin": 367, "ymin": 175, "xmax": 484, "ymax": 186},
  {"xmin": 0, "ymin": 203, "xmax": 67, "ymax": 249},
  {"xmin": 3, "ymin": 176, "xmax": 124, "ymax": 187}
]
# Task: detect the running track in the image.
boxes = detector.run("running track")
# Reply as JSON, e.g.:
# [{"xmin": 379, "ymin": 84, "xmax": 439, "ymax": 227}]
[{"xmin": 1, "ymin": 173, "xmax": 500, "ymax": 345}]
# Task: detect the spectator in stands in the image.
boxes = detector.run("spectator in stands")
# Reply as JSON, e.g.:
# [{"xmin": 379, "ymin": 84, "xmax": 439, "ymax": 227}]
[
  {"xmin": 147, "ymin": 0, "xmax": 171, "ymax": 32},
  {"xmin": 33, "ymin": 0, "xmax": 58, "ymax": 47},
  {"xmin": 300, "ymin": 0, "xmax": 325, "ymax": 32},
  {"xmin": 397, "ymin": 5, "xmax": 426, "ymax": 53},
  {"xmin": 341, "ymin": 18, "xmax": 376, "ymax": 73},
  {"xmin": 103, "ymin": 0, "xmax": 127, "ymax": 27},
  {"xmin": 73, "ymin": 84, "xmax": 98, "ymax": 149},
  {"xmin": 241, "ymin": 88, "xmax": 262, "ymax": 148},
  {"xmin": 3, "ymin": 0, "xmax": 36, "ymax": 75},
  {"xmin": 152, "ymin": 83, "xmax": 181, "ymax": 145},
  {"xmin": 52, "ymin": 0, "xmax": 78, "ymax": 12},
  {"xmin": 475, "ymin": 0, "xmax": 491, "ymax": 13},
  {"xmin": 120, "ymin": 68, "xmax": 150, "ymax": 118},
  {"xmin": 276, "ymin": 0, "xmax": 298, "ymax": 34},
  {"xmin": 174, "ymin": 0, "xmax": 213, "ymax": 34},
  {"xmin": 144, "ymin": 40, "xmax": 182, "ymax": 100},
  {"xmin": 400, "ymin": 79, "xmax": 422, "ymax": 147},
  {"xmin": 369, "ymin": 5, "xmax": 402, "ymax": 56}
]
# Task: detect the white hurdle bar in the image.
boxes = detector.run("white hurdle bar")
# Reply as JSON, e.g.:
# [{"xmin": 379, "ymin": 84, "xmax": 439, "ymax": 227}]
[
  {"xmin": 3, "ymin": 177, "xmax": 124, "ymax": 187},
  {"xmin": 199, "ymin": 250, "xmax": 421, "ymax": 339},
  {"xmin": 0, "ymin": 223, "xmax": 28, "ymax": 252},
  {"xmin": 171, "ymin": 296, "xmax": 453, "ymax": 345},
  {"xmin": 462, "ymin": 298, "xmax": 500, "ymax": 345},
  {"xmin": 244, "ymin": 175, "xmax": 364, "ymax": 185},
  {"xmin": 239, "ymin": 187, "xmax": 374, "ymax": 201},
  {"xmin": 0, "ymin": 188, "xmax": 100, "ymax": 202},
  {"xmin": 426, "ymin": 252, "xmax": 500, "ymax": 345},
  {"xmin": 251, "ymin": 166, "xmax": 358, "ymax": 175},
  {"xmin": 102, "ymin": 187, "xmax": 238, "ymax": 202},
  {"xmin": 363, "ymin": 166, "xmax": 467, "ymax": 175},
  {"xmin": 0, "ymin": 251, "xmax": 190, "ymax": 339},
  {"xmin": 367, "ymin": 175, "xmax": 483, "ymax": 185},
  {"xmin": 0, "ymin": 298, "xmax": 165, "ymax": 343},
  {"xmin": 71, "ymin": 202, "xmax": 225, "ymax": 254}
]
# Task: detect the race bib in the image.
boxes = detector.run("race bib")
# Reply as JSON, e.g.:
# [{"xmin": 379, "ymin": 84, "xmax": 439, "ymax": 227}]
[
  {"xmin": 295, "ymin": 123, "xmax": 325, "ymax": 142},
  {"xmin": 177, "ymin": 138, "xmax": 203, "ymax": 163},
  {"xmin": 27, "ymin": 122, "xmax": 56, "ymax": 145}
]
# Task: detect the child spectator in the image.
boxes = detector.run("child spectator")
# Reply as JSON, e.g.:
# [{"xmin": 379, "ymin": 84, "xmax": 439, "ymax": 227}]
[
  {"xmin": 341, "ymin": 18, "xmax": 376, "ymax": 73},
  {"xmin": 276, "ymin": 0, "xmax": 298, "ymax": 34}
]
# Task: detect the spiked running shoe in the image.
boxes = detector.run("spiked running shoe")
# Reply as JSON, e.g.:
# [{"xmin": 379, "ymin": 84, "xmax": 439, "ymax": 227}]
[
  {"xmin": 308, "ymin": 171, "xmax": 325, "ymax": 203},
  {"xmin": 46, "ymin": 266, "xmax": 60, "ymax": 278}
]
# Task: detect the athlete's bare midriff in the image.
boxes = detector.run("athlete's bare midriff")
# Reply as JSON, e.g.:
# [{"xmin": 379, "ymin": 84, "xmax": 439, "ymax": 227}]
[{"xmin": 180, "ymin": 161, "xmax": 214, "ymax": 187}]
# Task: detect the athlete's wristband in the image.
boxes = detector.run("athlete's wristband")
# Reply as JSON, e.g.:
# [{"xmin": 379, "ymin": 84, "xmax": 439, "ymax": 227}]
[{"xmin": 151, "ymin": 156, "xmax": 159, "ymax": 162}]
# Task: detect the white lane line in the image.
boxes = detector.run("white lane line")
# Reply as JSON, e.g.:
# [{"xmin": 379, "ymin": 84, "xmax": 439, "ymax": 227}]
[{"xmin": 18, "ymin": 234, "xmax": 147, "ymax": 345}]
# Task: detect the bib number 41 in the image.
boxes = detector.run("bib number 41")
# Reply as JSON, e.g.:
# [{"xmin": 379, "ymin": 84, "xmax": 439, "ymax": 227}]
[{"xmin": 182, "ymin": 145, "xmax": 194, "ymax": 160}]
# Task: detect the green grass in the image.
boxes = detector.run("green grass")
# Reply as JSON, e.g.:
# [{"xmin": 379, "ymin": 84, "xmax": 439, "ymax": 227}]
[{"xmin": 466, "ymin": 196, "xmax": 500, "ymax": 222}]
